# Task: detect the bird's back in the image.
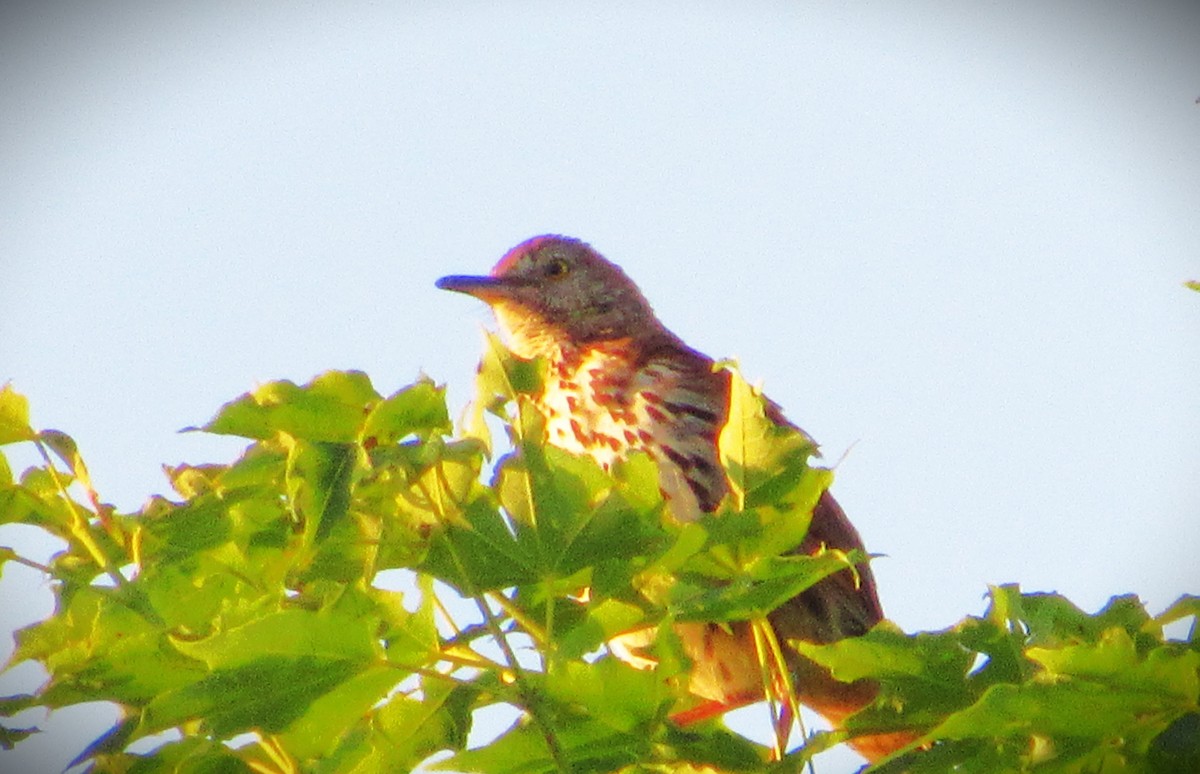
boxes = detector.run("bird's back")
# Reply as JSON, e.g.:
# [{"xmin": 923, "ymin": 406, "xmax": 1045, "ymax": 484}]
[{"xmin": 536, "ymin": 330, "xmax": 885, "ymax": 673}]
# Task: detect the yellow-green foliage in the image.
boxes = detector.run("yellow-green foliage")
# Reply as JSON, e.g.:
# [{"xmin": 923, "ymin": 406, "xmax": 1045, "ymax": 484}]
[{"xmin": 0, "ymin": 346, "xmax": 1196, "ymax": 772}]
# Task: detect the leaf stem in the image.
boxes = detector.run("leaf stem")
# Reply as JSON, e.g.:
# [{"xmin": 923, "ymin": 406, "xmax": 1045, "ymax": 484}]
[
  {"xmin": 253, "ymin": 734, "xmax": 296, "ymax": 774},
  {"xmin": 431, "ymin": 529, "xmax": 569, "ymax": 773},
  {"xmin": 488, "ymin": 591, "xmax": 548, "ymax": 649},
  {"xmin": 34, "ymin": 440, "xmax": 127, "ymax": 588},
  {"xmin": 751, "ymin": 617, "xmax": 809, "ymax": 766},
  {"xmin": 472, "ymin": 592, "xmax": 569, "ymax": 773},
  {"xmin": 1, "ymin": 550, "xmax": 53, "ymax": 575}
]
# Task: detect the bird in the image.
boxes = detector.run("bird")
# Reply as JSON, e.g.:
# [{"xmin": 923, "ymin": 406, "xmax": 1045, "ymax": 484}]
[{"xmin": 437, "ymin": 234, "xmax": 907, "ymax": 762}]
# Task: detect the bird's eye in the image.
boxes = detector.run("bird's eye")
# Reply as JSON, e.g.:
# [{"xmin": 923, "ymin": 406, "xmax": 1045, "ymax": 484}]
[{"xmin": 544, "ymin": 258, "xmax": 570, "ymax": 278}]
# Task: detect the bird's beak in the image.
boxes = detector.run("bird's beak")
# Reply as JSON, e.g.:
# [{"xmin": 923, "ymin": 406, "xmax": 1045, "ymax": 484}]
[{"xmin": 436, "ymin": 274, "xmax": 519, "ymax": 303}]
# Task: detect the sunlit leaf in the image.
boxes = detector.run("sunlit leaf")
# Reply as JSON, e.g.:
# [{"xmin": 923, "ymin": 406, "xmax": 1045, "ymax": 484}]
[
  {"xmin": 345, "ymin": 681, "xmax": 476, "ymax": 771},
  {"xmin": 795, "ymin": 624, "xmax": 973, "ymax": 685},
  {"xmin": 375, "ymin": 579, "xmax": 440, "ymax": 666},
  {"xmin": 421, "ymin": 498, "xmax": 539, "ymax": 593},
  {"xmin": 13, "ymin": 586, "xmax": 205, "ymax": 706},
  {"xmin": 38, "ymin": 429, "xmax": 98, "ymax": 499},
  {"xmin": 929, "ymin": 680, "xmax": 1155, "ymax": 743},
  {"xmin": 4, "ymin": 372, "xmax": 1196, "ymax": 773},
  {"xmin": 545, "ymin": 657, "xmax": 672, "ymax": 732},
  {"xmin": 465, "ymin": 331, "xmax": 544, "ymax": 454},
  {"xmin": 171, "ymin": 607, "xmax": 379, "ymax": 669},
  {"xmin": 279, "ymin": 665, "xmax": 401, "ymax": 761},
  {"xmin": 363, "ymin": 379, "xmax": 452, "ymax": 446},
  {"xmin": 431, "ymin": 712, "xmax": 646, "ymax": 774},
  {"xmin": 717, "ymin": 366, "xmax": 817, "ymax": 511},
  {"xmin": 143, "ymin": 656, "xmax": 360, "ymax": 737},
  {"xmin": 201, "ymin": 371, "xmax": 379, "ymax": 442},
  {"xmin": 285, "ymin": 438, "xmax": 356, "ymax": 546},
  {"xmin": 0, "ymin": 384, "xmax": 34, "ymax": 445},
  {"xmin": 674, "ymin": 551, "xmax": 862, "ymax": 623},
  {"xmin": 1028, "ymin": 627, "xmax": 1200, "ymax": 702}
]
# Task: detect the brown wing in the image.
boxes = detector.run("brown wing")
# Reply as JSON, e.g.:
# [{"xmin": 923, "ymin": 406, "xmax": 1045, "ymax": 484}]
[
  {"xmin": 636, "ymin": 337, "xmax": 885, "ymax": 641},
  {"xmin": 635, "ymin": 338, "xmax": 899, "ymax": 757},
  {"xmin": 750, "ymin": 384, "xmax": 888, "ymax": 717},
  {"xmin": 634, "ymin": 336, "xmax": 732, "ymax": 513},
  {"xmin": 763, "ymin": 491, "xmax": 889, "ymax": 752},
  {"xmin": 760, "ymin": 395, "xmax": 884, "ymax": 639},
  {"xmin": 774, "ymin": 490, "xmax": 884, "ymax": 643}
]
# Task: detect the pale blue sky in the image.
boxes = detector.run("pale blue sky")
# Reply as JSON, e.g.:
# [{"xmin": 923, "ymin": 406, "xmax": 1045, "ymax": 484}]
[{"xmin": 2, "ymin": 2, "xmax": 1198, "ymax": 772}]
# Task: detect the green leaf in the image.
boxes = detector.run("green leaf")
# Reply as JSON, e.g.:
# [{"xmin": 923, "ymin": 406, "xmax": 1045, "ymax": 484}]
[
  {"xmin": 143, "ymin": 656, "xmax": 360, "ymax": 738},
  {"xmin": 740, "ymin": 466, "xmax": 831, "ymax": 562},
  {"xmin": 0, "ymin": 695, "xmax": 40, "ymax": 752},
  {"xmin": 6, "ymin": 370, "xmax": 1197, "ymax": 772},
  {"xmin": 929, "ymin": 680, "xmax": 1155, "ymax": 743},
  {"xmin": 494, "ymin": 443, "xmax": 633, "ymax": 576},
  {"xmin": 421, "ymin": 498, "xmax": 539, "ymax": 593},
  {"xmin": 171, "ymin": 607, "xmax": 380, "ymax": 670},
  {"xmin": 285, "ymin": 439, "xmax": 356, "ymax": 546},
  {"xmin": 116, "ymin": 736, "xmax": 255, "ymax": 773},
  {"xmin": 1018, "ymin": 591, "xmax": 1142, "ymax": 647},
  {"xmin": 140, "ymin": 496, "xmax": 231, "ymax": 563},
  {"xmin": 797, "ymin": 624, "xmax": 979, "ymax": 738},
  {"xmin": 0, "ymin": 545, "xmax": 17, "ymax": 571},
  {"xmin": 37, "ymin": 429, "xmax": 96, "ymax": 495},
  {"xmin": 545, "ymin": 657, "xmax": 673, "ymax": 732},
  {"xmin": 141, "ymin": 561, "xmax": 254, "ymax": 635},
  {"xmin": 795, "ymin": 624, "xmax": 973, "ymax": 686},
  {"xmin": 558, "ymin": 598, "xmax": 651, "ymax": 660},
  {"xmin": 674, "ymin": 551, "xmax": 862, "ymax": 623},
  {"xmin": 279, "ymin": 665, "xmax": 402, "ymax": 761},
  {"xmin": 555, "ymin": 493, "xmax": 663, "ymax": 585},
  {"xmin": 0, "ymin": 724, "xmax": 37, "ymax": 751},
  {"xmin": 14, "ymin": 586, "xmax": 204, "ymax": 706},
  {"xmin": 336, "ymin": 682, "xmax": 475, "ymax": 772},
  {"xmin": 212, "ymin": 443, "xmax": 288, "ymax": 493},
  {"xmin": 653, "ymin": 725, "xmax": 767, "ymax": 771},
  {"xmin": 376, "ymin": 578, "xmax": 440, "ymax": 666},
  {"xmin": 431, "ymin": 713, "xmax": 645, "ymax": 774},
  {"xmin": 465, "ymin": 332, "xmax": 545, "ymax": 454},
  {"xmin": 1155, "ymin": 594, "xmax": 1200, "ymax": 638},
  {"xmin": 0, "ymin": 694, "xmax": 39, "ymax": 716},
  {"xmin": 717, "ymin": 366, "xmax": 817, "ymax": 510},
  {"xmin": 1028, "ymin": 628, "xmax": 1200, "ymax": 703},
  {"xmin": 363, "ymin": 378, "xmax": 452, "ymax": 446},
  {"xmin": 201, "ymin": 371, "xmax": 379, "ymax": 442},
  {"xmin": 0, "ymin": 384, "xmax": 34, "ymax": 445},
  {"xmin": 1150, "ymin": 712, "xmax": 1200, "ymax": 774}
]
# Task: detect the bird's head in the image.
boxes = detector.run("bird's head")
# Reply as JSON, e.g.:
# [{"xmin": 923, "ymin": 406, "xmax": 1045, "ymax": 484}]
[{"xmin": 437, "ymin": 235, "xmax": 661, "ymax": 358}]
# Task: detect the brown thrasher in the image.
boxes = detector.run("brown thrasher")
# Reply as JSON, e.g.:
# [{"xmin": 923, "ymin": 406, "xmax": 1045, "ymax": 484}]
[{"xmin": 437, "ymin": 235, "xmax": 906, "ymax": 762}]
